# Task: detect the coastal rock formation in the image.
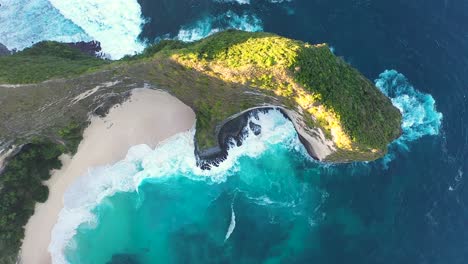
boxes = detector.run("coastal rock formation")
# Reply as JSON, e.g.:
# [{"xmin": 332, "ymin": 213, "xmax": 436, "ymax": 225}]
[
  {"xmin": 65, "ymin": 41, "xmax": 103, "ymax": 58},
  {"xmin": 0, "ymin": 30, "xmax": 403, "ymax": 262},
  {"xmin": 0, "ymin": 30, "xmax": 402, "ymax": 168},
  {"xmin": 196, "ymin": 106, "xmax": 336, "ymax": 169}
]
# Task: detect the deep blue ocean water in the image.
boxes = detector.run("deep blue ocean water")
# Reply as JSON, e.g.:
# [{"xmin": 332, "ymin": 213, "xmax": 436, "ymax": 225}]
[{"xmin": 1, "ymin": 0, "xmax": 467, "ymax": 263}]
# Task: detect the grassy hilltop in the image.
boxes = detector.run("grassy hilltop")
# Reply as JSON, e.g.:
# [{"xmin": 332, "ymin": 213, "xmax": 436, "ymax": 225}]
[
  {"xmin": 0, "ymin": 30, "xmax": 401, "ymax": 158},
  {"xmin": 0, "ymin": 30, "xmax": 401, "ymax": 262},
  {"xmin": 167, "ymin": 31, "xmax": 401, "ymax": 156},
  {"xmin": 0, "ymin": 41, "xmax": 108, "ymax": 84}
]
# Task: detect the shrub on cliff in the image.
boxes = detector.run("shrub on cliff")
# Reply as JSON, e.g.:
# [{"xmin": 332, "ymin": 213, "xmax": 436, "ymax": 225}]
[
  {"xmin": 0, "ymin": 122, "xmax": 84, "ymax": 262},
  {"xmin": 0, "ymin": 41, "xmax": 108, "ymax": 84},
  {"xmin": 0, "ymin": 140, "xmax": 63, "ymax": 259},
  {"xmin": 172, "ymin": 30, "xmax": 401, "ymax": 153}
]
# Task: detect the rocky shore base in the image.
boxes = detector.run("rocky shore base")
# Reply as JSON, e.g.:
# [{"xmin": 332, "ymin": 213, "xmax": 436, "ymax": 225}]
[{"xmin": 195, "ymin": 106, "xmax": 336, "ymax": 170}]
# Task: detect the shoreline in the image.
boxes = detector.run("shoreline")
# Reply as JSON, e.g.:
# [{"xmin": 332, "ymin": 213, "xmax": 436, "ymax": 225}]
[
  {"xmin": 196, "ymin": 106, "xmax": 336, "ymax": 169},
  {"xmin": 20, "ymin": 92, "xmax": 338, "ymax": 263},
  {"xmin": 20, "ymin": 88, "xmax": 195, "ymax": 264}
]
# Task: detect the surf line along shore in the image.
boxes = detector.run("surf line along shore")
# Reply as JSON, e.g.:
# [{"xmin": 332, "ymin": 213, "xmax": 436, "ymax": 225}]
[{"xmin": 20, "ymin": 88, "xmax": 196, "ymax": 264}]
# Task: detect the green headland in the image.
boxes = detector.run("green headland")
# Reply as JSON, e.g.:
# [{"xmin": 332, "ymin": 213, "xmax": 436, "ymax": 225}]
[{"xmin": 0, "ymin": 30, "xmax": 401, "ymax": 261}]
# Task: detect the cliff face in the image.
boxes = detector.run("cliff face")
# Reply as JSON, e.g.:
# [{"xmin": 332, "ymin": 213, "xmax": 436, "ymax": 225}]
[
  {"xmin": 0, "ymin": 30, "xmax": 410, "ymax": 264},
  {"xmin": 195, "ymin": 106, "xmax": 337, "ymax": 169},
  {"xmin": 0, "ymin": 30, "xmax": 402, "ymax": 165},
  {"xmin": 0, "ymin": 31, "xmax": 403, "ymax": 264},
  {"xmin": 167, "ymin": 30, "xmax": 402, "ymax": 162}
]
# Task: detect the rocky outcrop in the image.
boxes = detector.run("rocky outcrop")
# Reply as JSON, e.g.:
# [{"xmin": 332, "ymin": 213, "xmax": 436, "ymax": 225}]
[
  {"xmin": 66, "ymin": 41, "xmax": 103, "ymax": 58},
  {"xmin": 195, "ymin": 105, "xmax": 336, "ymax": 169},
  {"xmin": 281, "ymin": 108, "xmax": 336, "ymax": 160}
]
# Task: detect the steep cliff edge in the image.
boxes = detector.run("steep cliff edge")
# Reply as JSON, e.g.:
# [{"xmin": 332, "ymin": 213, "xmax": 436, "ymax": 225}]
[
  {"xmin": 0, "ymin": 30, "xmax": 401, "ymax": 165},
  {"xmin": 166, "ymin": 30, "xmax": 402, "ymax": 162},
  {"xmin": 0, "ymin": 30, "xmax": 402, "ymax": 262}
]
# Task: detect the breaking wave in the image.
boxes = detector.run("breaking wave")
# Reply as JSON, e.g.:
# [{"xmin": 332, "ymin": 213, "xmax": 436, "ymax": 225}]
[
  {"xmin": 375, "ymin": 69, "xmax": 443, "ymax": 166},
  {"xmin": 0, "ymin": 0, "xmax": 91, "ymax": 51},
  {"xmin": 1, "ymin": 0, "xmax": 294, "ymax": 58},
  {"xmin": 48, "ymin": 0, "xmax": 146, "ymax": 59},
  {"xmin": 0, "ymin": 0, "xmax": 145, "ymax": 59},
  {"xmin": 49, "ymin": 110, "xmax": 302, "ymax": 264},
  {"xmin": 48, "ymin": 69, "xmax": 445, "ymax": 262},
  {"xmin": 175, "ymin": 11, "xmax": 263, "ymax": 42}
]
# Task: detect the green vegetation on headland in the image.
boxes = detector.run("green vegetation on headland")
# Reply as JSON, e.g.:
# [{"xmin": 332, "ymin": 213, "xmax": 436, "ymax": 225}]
[
  {"xmin": 169, "ymin": 31, "xmax": 401, "ymax": 153},
  {"xmin": 0, "ymin": 30, "xmax": 401, "ymax": 159},
  {"xmin": 0, "ymin": 123, "xmax": 83, "ymax": 263},
  {"xmin": 0, "ymin": 41, "xmax": 108, "ymax": 84},
  {"xmin": 0, "ymin": 30, "xmax": 402, "ymax": 262}
]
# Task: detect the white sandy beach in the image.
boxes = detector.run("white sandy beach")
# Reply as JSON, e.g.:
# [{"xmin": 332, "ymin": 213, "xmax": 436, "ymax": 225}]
[{"xmin": 20, "ymin": 88, "xmax": 195, "ymax": 264}]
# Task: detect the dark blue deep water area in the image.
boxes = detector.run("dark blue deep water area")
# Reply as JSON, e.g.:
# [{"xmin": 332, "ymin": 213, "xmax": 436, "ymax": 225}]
[
  {"xmin": 132, "ymin": 1, "xmax": 468, "ymax": 263},
  {"xmin": 5, "ymin": 0, "xmax": 465, "ymax": 263}
]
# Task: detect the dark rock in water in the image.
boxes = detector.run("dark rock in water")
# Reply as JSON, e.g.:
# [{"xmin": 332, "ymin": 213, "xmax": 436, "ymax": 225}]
[
  {"xmin": 0, "ymin": 43, "xmax": 11, "ymax": 56},
  {"xmin": 106, "ymin": 254, "xmax": 140, "ymax": 264},
  {"xmin": 66, "ymin": 41, "xmax": 102, "ymax": 58},
  {"xmin": 249, "ymin": 121, "xmax": 261, "ymax": 136},
  {"xmin": 195, "ymin": 144, "xmax": 228, "ymax": 170},
  {"xmin": 196, "ymin": 107, "xmax": 276, "ymax": 170}
]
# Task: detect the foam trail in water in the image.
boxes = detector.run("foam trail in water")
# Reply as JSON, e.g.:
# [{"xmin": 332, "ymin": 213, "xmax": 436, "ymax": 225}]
[
  {"xmin": 176, "ymin": 11, "xmax": 263, "ymax": 42},
  {"xmin": 0, "ymin": 0, "xmax": 91, "ymax": 51},
  {"xmin": 48, "ymin": 0, "xmax": 146, "ymax": 59},
  {"xmin": 225, "ymin": 202, "xmax": 236, "ymax": 242},
  {"xmin": 49, "ymin": 109, "xmax": 301, "ymax": 264},
  {"xmin": 375, "ymin": 70, "xmax": 443, "ymax": 166}
]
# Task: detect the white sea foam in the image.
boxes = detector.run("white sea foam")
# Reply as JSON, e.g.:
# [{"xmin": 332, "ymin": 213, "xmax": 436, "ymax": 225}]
[
  {"xmin": 48, "ymin": 0, "xmax": 146, "ymax": 59},
  {"xmin": 175, "ymin": 11, "xmax": 263, "ymax": 42},
  {"xmin": 375, "ymin": 69, "xmax": 443, "ymax": 167},
  {"xmin": 224, "ymin": 202, "xmax": 236, "ymax": 241},
  {"xmin": 0, "ymin": 0, "xmax": 91, "ymax": 51},
  {"xmin": 0, "ymin": 0, "xmax": 145, "ymax": 59},
  {"xmin": 47, "ymin": 69, "xmax": 444, "ymax": 261},
  {"xmin": 49, "ymin": 109, "xmax": 301, "ymax": 264}
]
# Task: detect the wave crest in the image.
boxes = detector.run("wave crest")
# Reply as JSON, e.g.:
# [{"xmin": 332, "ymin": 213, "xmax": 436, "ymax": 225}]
[
  {"xmin": 376, "ymin": 69, "xmax": 443, "ymax": 147},
  {"xmin": 49, "ymin": 109, "xmax": 301, "ymax": 264},
  {"xmin": 0, "ymin": 0, "xmax": 91, "ymax": 51},
  {"xmin": 375, "ymin": 69, "xmax": 443, "ymax": 166},
  {"xmin": 47, "ymin": 0, "xmax": 146, "ymax": 59},
  {"xmin": 175, "ymin": 11, "xmax": 263, "ymax": 42}
]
